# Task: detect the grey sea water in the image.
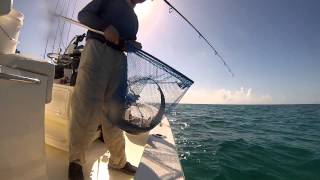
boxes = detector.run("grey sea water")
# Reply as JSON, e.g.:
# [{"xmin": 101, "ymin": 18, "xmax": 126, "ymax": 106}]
[{"xmin": 168, "ymin": 104, "xmax": 320, "ymax": 180}]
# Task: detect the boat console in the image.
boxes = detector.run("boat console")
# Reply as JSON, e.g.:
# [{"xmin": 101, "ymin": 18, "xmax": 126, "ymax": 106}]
[{"xmin": 0, "ymin": 54, "xmax": 55, "ymax": 180}]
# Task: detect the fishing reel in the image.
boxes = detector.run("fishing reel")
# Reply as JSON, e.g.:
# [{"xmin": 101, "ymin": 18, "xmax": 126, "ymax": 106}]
[{"xmin": 47, "ymin": 33, "xmax": 86, "ymax": 85}]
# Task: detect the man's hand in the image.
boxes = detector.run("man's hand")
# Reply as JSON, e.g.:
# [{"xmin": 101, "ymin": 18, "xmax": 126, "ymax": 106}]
[{"xmin": 104, "ymin": 25, "xmax": 120, "ymax": 45}]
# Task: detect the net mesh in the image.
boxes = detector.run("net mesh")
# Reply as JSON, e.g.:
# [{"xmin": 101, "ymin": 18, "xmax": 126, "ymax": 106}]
[
  {"xmin": 119, "ymin": 47, "xmax": 193, "ymax": 133},
  {"xmin": 127, "ymin": 49, "xmax": 193, "ymax": 111}
]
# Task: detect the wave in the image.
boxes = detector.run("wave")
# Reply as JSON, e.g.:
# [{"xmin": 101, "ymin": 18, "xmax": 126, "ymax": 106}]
[{"xmin": 170, "ymin": 104, "xmax": 320, "ymax": 180}]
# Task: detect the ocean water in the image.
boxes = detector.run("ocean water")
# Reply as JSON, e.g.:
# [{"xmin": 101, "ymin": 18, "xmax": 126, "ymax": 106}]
[{"xmin": 168, "ymin": 104, "xmax": 320, "ymax": 180}]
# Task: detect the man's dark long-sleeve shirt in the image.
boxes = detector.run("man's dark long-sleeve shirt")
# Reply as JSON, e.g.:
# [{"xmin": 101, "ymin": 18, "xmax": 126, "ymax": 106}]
[{"xmin": 78, "ymin": 0, "xmax": 139, "ymax": 43}]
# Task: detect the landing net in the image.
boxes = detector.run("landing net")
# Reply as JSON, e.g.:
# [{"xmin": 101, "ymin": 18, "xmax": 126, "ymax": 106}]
[{"xmin": 118, "ymin": 46, "xmax": 193, "ymax": 134}]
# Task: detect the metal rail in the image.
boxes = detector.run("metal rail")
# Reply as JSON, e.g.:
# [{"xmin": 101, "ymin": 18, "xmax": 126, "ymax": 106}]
[{"xmin": 0, "ymin": 65, "xmax": 41, "ymax": 84}]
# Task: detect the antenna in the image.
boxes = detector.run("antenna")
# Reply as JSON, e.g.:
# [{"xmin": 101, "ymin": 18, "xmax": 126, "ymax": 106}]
[{"xmin": 161, "ymin": 0, "xmax": 235, "ymax": 77}]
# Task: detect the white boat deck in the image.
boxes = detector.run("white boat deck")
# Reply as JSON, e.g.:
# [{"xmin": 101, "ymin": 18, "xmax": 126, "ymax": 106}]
[
  {"xmin": 45, "ymin": 118, "xmax": 184, "ymax": 180},
  {"xmin": 135, "ymin": 118, "xmax": 184, "ymax": 180},
  {"xmin": 46, "ymin": 131, "xmax": 147, "ymax": 180},
  {"xmin": 46, "ymin": 131, "xmax": 148, "ymax": 180}
]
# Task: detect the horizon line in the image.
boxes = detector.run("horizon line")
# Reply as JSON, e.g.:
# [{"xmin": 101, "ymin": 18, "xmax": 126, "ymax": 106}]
[{"xmin": 178, "ymin": 103, "xmax": 320, "ymax": 106}]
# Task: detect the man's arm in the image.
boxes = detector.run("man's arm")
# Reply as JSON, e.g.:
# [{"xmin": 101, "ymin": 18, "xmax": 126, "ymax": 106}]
[{"xmin": 78, "ymin": 0, "xmax": 109, "ymax": 31}]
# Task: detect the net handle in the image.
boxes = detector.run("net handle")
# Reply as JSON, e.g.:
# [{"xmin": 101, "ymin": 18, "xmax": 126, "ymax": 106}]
[{"xmin": 59, "ymin": 15, "xmax": 194, "ymax": 86}]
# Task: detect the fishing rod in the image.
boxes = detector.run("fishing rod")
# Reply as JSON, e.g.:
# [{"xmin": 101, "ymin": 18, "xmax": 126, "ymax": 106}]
[{"xmin": 161, "ymin": 0, "xmax": 235, "ymax": 77}]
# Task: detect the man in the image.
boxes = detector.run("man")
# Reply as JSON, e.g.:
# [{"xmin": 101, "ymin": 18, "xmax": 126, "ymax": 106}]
[{"xmin": 68, "ymin": 0, "xmax": 146, "ymax": 179}]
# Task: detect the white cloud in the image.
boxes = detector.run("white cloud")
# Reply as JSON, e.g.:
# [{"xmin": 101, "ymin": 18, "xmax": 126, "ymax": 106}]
[{"xmin": 180, "ymin": 87, "xmax": 273, "ymax": 104}]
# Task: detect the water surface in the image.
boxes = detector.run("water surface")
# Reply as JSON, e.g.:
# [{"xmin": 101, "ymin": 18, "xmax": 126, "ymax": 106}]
[{"xmin": 169, "ymin": 104, "xmax": 320, "ymax": 180}]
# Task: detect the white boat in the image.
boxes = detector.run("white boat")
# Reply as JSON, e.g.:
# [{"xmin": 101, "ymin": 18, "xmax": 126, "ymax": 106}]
[{"xmin": 0, "ymin": 2, "xmax": 184, "ymax": 179}]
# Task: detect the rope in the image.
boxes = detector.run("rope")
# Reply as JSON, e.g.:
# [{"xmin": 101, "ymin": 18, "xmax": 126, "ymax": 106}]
[
  {"xmin": 58, "ymin": 0, "xmax": 72, "ymax": 50},
  {"xmin": 65, "ymin": 0, "xmax": 78, "ymax": 47},
  {"xmin": 43, "ymin": 0, "xmax": 61, "ymax": 58},
  {"xmin": 52, "ymin": 0, "xmax": 67, "ymax": 53}
]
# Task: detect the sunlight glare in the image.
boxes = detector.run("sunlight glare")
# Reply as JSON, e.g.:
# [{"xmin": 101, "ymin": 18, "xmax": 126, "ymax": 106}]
[{"xmin": 134, "ymin": 0, "xmax": 154, "ymax": 21}]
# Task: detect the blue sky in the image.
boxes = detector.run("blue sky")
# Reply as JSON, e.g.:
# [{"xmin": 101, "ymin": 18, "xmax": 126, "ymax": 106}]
[{"xmin": 14, "ymin": 0, "xmax": 320, "ymax": 104}]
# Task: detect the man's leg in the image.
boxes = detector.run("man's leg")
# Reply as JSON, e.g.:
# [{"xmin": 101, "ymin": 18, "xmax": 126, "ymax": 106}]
[
  {"xmin": 69, "ymin": 89, "xmax": 103, "ymax": 165},
  {"xmin": 101, "ymin": 115, "xmax": 126, "ymax": 168},
  {"xmin": 101, "ymin": 50, "xmax": 137, "ymax": 175},
  {"xmin": 69, "ymin": 40, "xmax": 115, "ymax": 179},
  {"xmin": 100, "ymin": 47, "xmax": 128, "ymax": 168},
  {"xmin": 101, "ymin": 102, "xmax": 137, "ymax": 175}
]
